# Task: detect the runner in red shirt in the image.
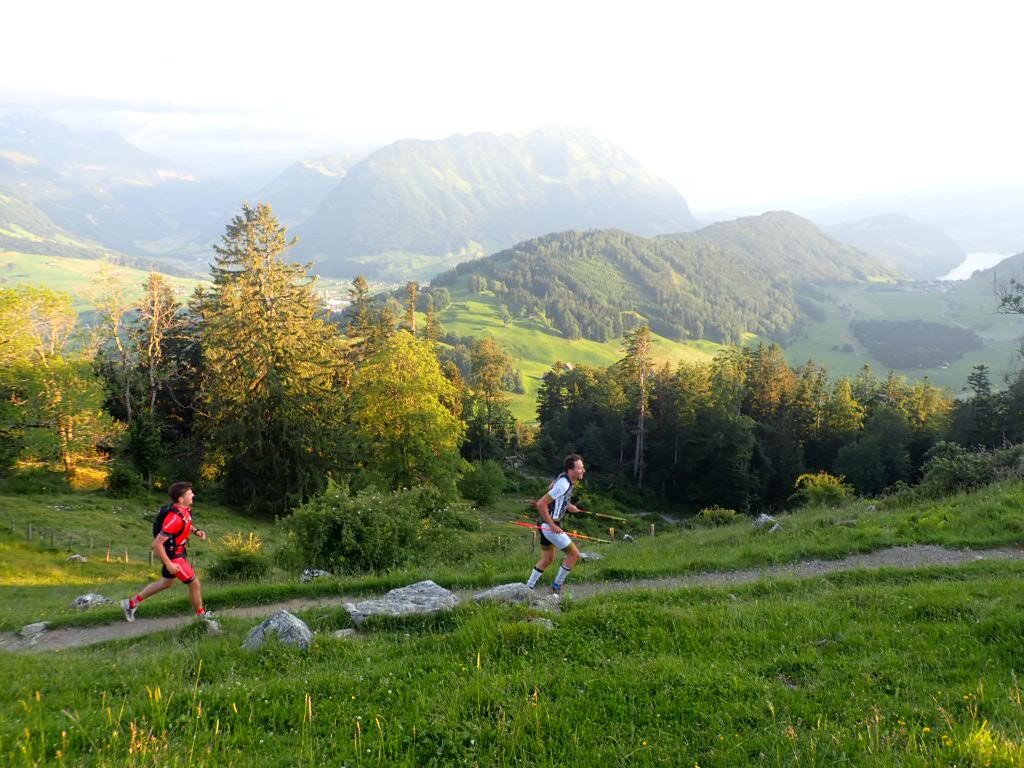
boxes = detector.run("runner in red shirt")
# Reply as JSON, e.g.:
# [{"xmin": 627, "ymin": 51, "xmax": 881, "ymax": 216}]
[{"xmin": 121, "ymin": 481, "xmax": 211, "ymax": 622}]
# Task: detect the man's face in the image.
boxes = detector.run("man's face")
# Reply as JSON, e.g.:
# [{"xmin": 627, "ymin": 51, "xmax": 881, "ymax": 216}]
[
  {"xmin": 179, "ymin": 488, "xmax": 195, "ymax": 506},
  {"xmin": 569, "ymin": 460, "xmax": 585, "ymax": 481}
]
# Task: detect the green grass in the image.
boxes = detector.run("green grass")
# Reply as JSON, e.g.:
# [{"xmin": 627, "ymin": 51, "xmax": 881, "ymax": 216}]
[
  {"xmin": 439, "ymin": 279, "xmax": 721, "ymax": 421},
  {"xmin": 4, "ymin": 562, "xmax": 1024, "ymax": 766},
  {"xmin": 0, "ymin": 251, "xmax": 204, "ymax": 311},
  {"xmin": 4, "ymin": 479, "xmax": 1024, "ymax": 632},
  {"xmin": 784, "ymin": 281, "xmax": 1024, "ymax": 389},
  {"xmin": 4, "ymin": 480, "xmax": 1024, "ymax": 764}
]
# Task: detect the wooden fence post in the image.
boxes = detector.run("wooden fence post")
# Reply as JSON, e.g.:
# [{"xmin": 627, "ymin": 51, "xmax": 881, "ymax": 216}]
[
  {"xmin": 106, "ymin": 543, "xmax": 111, "ymax": 562},
  {"xmin": 124, "ymin": 547, "xmax": 129, "ymax": 564},
  {"xmin": 650, "ymin": 523, "xmax": 655, "ymax": 537}
]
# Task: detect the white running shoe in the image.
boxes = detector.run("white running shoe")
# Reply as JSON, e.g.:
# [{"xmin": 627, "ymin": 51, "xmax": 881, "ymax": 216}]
[{"xmin": 120, "ymin": 598, "xmax": 136, "ymax": 622}]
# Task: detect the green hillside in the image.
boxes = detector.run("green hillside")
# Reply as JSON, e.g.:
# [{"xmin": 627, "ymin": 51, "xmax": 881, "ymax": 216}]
[
  {"xmin": 784, "ymin": 263, "xmax": 1024, "ymax": 389},
  {"xmin": 433, "ymin": 212, "xmax": 894, "ymax": 348},
  {"xmin": 0, "ymin": 189, "xmax": 123, "ymax": 261},
  {"xmin": 0, "ymin": 251, "xmax": 204, "ymax": 310},
  {"xmin": 437, "ymin": 278, "xmax": 722, "ymax": 421}
]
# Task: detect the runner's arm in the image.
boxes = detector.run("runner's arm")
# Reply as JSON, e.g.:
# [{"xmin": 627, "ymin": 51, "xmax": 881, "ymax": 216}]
[{"xmin": 152, "ymin": 533, "xmax": 178, "ymax": 572}]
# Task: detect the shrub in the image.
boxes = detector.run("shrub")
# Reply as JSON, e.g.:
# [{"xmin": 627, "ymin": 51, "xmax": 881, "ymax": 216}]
[
  {"xmin": 105, "ymin": 464, "xmax": 145, "ymax": 498},
  {"xmin": 207, "ymin": 532, "xmax": 271, "ymax": 581},
  {"xmin": 790, "ymin": 471, "xmax": 853, "ymax": 507},
  {"xmin": 694, "ymin": 505, "xmax": 739, "ymax": 527},
  {"xmin": 458, "ymin": 460, "xmax": 506, "ymax": 506},
  {"xmin": 281, "ymin": 481, "xmax": 421, "ymax": 574},
  {"xmin": 917, "ymin": 442, "xmax": 997, "ymax": 497}
]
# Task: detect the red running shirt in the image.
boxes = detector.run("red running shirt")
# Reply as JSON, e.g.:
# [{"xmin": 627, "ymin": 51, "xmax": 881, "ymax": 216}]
[{"xmin": 160, "ymin": 504, "xmax": 193, "ymax": 556}]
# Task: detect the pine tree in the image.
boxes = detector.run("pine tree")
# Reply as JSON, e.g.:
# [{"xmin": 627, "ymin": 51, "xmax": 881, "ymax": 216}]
[
  {"xmin": 194, "ymin": 203, "xmax": 348, "ymax": 515},
  {"xmin": 404, "ymin": 281, "xmax": 418, "ymax": 336},
  {"xmin": 620, "ymin": 325, "xmax": 653, "ymax": 486},
  {"xmin": 346, "ymin": 276, "xmax": 374, "ymax": 339}
]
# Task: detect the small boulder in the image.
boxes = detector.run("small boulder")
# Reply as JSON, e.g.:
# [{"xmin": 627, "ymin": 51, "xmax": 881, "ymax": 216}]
[
  {"xmin": 474, "ymin": 583, "xmax": 535, "ymax": 605},
  {"xmin": 333, "ymin": 628, "xmax": 357, "ymax": 639},
  {"xmin": 527, "ymin": 617, "xmax": 555, "ymax": 631},
  {"xmin": 345, "ymin": 580, "xmax": 458, "ymax": 625},
  {"xmin": 579, "ymin": 551, "xmax": 603, "ymax": 561},
  {"xmin": 241, "ymin": 610, "xmax": 313, "ymax": 651},
  {"xmin": 621, "ymin": 533, "xmax": 636, "ymax": 543},
  {"xmin": 66, "ymin": 554, "xmax": 87, "ymax": 563},
  {"xmin": 301, "ymin": 568, "xmax": 331, "ymax": 583},
  {"xmin": 474, "ymin": 583, "xmax": 560, "ymax": 611},
  {"xmin": 752, "ymin": 513, "xmax": 777, "ymax": 530},
  {"xmin": 769, "ymin": 523, "xmax": 782, "ymax": 533},
  {"xmin": 71, "ymin": 593, "xmax": 112, "ymax": 610},
  {"xmin": 19, "ymin": 621, "xmax": 50, "ymax": 639}
]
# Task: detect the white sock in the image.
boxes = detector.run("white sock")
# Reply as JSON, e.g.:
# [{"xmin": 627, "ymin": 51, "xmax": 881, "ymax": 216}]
[
  {"xmin": 553, "ymin": 565, "xmax": 572, "ymax": 588},
  {"xmin": 526, "ymin": 567, "xmax": 545, "ymax": 589}
]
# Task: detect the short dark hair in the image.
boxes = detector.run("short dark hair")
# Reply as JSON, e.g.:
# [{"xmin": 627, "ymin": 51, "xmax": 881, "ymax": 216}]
[
  {"xmin": 168, "ymin": 481, "xmax": 193, "ymax": 504},
  {"xmin": 564, "ymin": 454, "xmax": 583, "ymax": 473}
]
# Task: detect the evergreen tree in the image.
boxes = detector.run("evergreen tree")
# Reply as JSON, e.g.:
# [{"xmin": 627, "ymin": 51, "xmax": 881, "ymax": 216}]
[
  {"xmin": 194, "ymin": 203, "xmax": 348, "ymax": 515},
  {"xmin": 404, "ymin": 281, "xmax": 418, "ymax": 336},
  {"xmin": 346, "ymin": 275, "xmax": 374, "ymax": 340},
  {"xmin": 466, "ymin": 337, "xmax": 515, "ymax": 460},
  {"xmin": 620, "ymin": 325, "xmax": 653, "ymax": 486}
]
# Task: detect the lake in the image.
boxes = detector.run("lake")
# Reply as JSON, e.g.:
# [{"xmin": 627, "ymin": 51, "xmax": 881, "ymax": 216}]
[{"xmin": 939, "ymin": 252, "xmax": 1015, "ymax": 281}]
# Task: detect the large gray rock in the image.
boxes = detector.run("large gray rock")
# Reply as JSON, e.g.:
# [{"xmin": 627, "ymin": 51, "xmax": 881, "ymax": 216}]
[
  {"xmin": 241, "ymin": 610, "xmax": 313, "ymax": 651},
  {"xmin": 345, "ymin": 580, "xmax": 458, "ymax": 625},
  {"xmin": 71, "ymin": 593, "xmax": 112, "ymax": 610},
  {"xmin": 66, "ymin": 554, "xmax": 87, "ymax": 563},
  {"xmin": 473, "ymin": 583, "xmax": 560, "ymax": 612}
]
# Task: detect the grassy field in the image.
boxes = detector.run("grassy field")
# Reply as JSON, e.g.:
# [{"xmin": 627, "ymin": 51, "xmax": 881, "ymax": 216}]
[
  {"xmin": 0, "ymin": 251, "xmax": 205, "ymax": 310},
  {"xmin": 3, "ymin": 479, "xmax": 1024, "ymax": 633},
  {"xmin": 438, "ymin": 279, "xmax": 722, "ymax": 421},
  {"xmin": 3, "ymin": 480, "xmax": 1024, "ymax": 764},
  {"xmin": 785, "ymin": 280, "xmax": 1024, "ymax": 390},
  {"xmin": 3, "ymin": 557, "xmax": 1024, "ymax": 764}
]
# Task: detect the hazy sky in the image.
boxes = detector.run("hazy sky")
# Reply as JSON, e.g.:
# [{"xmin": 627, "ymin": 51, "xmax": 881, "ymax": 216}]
[{"xmin": 2, "ymin": 0, "xmax": 1022, "ymax": 210}]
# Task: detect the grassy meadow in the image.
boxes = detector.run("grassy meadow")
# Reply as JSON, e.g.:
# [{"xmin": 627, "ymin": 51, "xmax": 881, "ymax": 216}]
[
  {"xmin": 0, "ymin": 251, "xmax": 204, "ymax": 311},
  {"xmin": 438, "ymin": 278, "xmax": 722, "ymax": 421},
  {"xmin": 784, "ymin": 280, "xmax": 1024, "ymax": 390},
  {"xmin": 3, "ymin": 479, "xmax": 1024, "ymax": 765}
]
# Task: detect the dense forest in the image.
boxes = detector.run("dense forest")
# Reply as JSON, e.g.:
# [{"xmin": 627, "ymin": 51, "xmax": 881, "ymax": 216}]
[
  {"xmin": 432, "ymin": 212, "xmax": 893, "ymax": 345},
  {"xmin": 851, "ymin": 318, "xmax": 983, "ymax": 368}
]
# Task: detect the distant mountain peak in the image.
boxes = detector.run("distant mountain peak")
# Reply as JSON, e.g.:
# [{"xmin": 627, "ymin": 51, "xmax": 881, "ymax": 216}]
[{"xmin": 295, "ymin": 126, "xmax": 696, "ymax": 279}]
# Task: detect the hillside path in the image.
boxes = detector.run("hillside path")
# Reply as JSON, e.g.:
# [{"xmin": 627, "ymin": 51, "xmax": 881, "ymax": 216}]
[{"xmin": 3, "ymin": 543, "xmax": 1022, "ymax": 653}]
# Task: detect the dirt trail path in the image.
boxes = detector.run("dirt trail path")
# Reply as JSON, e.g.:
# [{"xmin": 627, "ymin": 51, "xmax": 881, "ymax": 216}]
[{"xmin": 3, "ymin": 544, "xmax": 1022, "ymax": 653}]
